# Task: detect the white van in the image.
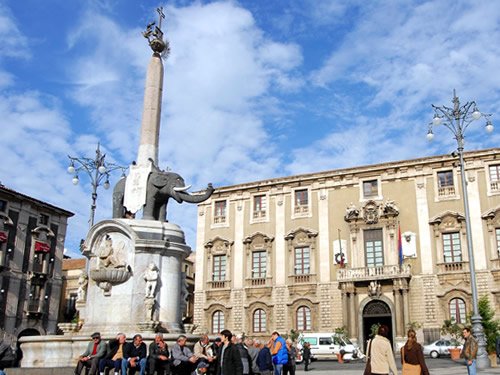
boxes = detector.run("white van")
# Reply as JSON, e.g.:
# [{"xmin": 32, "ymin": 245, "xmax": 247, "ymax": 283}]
[{"xmin": 296, "ymin": 332, "xmax": 362, "ymax": 361}]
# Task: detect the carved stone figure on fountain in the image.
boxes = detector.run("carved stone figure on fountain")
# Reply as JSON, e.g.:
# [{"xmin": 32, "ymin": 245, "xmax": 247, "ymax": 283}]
[
  {"xmin": 144, "ymin": 262, "xmax": 159, "ymax": 298},
  {"xmin": 97, "ymin": 234, "xmax": 126, "ymax": 269},
  {"xmin": 77, "ymin": 271, "xmax": 88, "ymax": 302}
]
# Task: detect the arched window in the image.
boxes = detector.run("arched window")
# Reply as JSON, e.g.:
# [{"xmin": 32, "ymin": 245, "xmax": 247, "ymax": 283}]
[
  {"xmin": 449, "ymin": 298, "xmax": 466, "ymax": 324},
  {"xmin": 296, "ymin": 306, "xmax": 311, "ymax": 331},
  {"xmin": 253, "ymin": 309, "xmax": 266, "ymax": 333},
  {"xmin": 212, "ymin": 310, "xmax": 224, "ymax": 334}
]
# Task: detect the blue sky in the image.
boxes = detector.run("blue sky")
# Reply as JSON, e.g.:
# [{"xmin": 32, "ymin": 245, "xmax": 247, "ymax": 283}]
[{"xmin": 1, "ymin": 0, "xmax": 500, "ymax": 258}]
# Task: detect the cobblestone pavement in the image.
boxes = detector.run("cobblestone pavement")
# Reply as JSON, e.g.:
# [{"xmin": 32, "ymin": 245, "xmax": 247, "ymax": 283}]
[{"xmin": 293, "ymin": 358, "xmax": 500, "ymax": 375}]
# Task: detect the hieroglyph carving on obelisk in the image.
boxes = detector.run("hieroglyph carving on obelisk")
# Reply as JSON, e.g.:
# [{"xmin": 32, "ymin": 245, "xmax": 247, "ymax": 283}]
[{"xmin": 124, "ymin": 7, "xmax": 170, "ymax": 214}]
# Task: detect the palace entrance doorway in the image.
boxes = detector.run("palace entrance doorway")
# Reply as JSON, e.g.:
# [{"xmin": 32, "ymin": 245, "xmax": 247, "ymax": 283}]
[{"xmin": 362, "ymin": 300, "xmax": 392, "ymax": 351}]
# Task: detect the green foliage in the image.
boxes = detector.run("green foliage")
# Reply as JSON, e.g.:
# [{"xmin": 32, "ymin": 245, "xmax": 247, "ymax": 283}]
[
  {"xmin": 441, "ymin": 318, "xmax": 462, "ymax": 348},
  {"xmin": 289, "ymin": 329, "xmax": 300, "ymax": 342},
  {"xmin": 370, "ymin": 323, "xmax": 381, "ymax": 339},
  {"xmin": 334, "ymin": 325, "xmax": 349, "ymax": 338},
  {"xmin": 406, "ymin": 321, "xmax": 422, "ymax": 331},
  {"xmin": 71, "ymin": 311, "xmax": 79, "ymax": 324},
  {"xmin": 478, "ymin": 295, "xmax": 500, "ymax": 354}
]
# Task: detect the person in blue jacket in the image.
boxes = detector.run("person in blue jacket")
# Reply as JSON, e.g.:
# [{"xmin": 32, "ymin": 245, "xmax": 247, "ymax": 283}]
[{"xmin": 270, "ymin": 332, "xmax": 288, "ymax": 375}]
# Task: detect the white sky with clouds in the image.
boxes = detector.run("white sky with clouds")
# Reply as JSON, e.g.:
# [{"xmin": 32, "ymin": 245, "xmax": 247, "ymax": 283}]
[{"xmin": 1, "ymin": 0, "xmax": 500, "ymax": 257}]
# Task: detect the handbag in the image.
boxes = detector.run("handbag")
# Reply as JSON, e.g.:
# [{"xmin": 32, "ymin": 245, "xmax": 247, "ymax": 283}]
[
  {"xmin": 402, "ymin": 347, "xmax": 421, "ymax": 375},
  {"xmin": 363, "ymin": 339, "xmax": 372, "ymax": 375}
]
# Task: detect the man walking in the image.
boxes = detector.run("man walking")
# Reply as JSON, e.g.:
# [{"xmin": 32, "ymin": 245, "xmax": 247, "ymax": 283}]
[
  {"xmin": 461, "ymin": 327, "xmax": 478, "ymax": 375},
  {"xmin": 217, "ymin": 329, "xmax": 243, "ymax": 375}
]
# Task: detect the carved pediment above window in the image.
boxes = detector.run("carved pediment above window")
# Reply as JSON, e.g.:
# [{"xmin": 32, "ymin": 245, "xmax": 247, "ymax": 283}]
[
  {"xmin": 429, "ymin": 211, "xmax": 465, "ymax": 231},
  {"xmin": 205, "ymin": 236, "xmax": 233, "ymax": 256},
  {"xmin": 285, "ymin": 227, "xmax": 318, "ymax": 242},
  {"xmin": 344, "ymin": 203, "xmax": 360, "ymax": 222},
  {"xmin": 482, "ymin": 205, "xmax": 500, "ymax": 232},
  {"xmin": 243, "ymin": 232, "xmax": 274, "ymax": 253},
  {"xmin": 32, "ymin": 226, "xmax": 55, "ymax": 241}
]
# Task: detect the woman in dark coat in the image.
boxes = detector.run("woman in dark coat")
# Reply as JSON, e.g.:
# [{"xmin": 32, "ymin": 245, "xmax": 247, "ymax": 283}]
[
  {"xmin": 302, "ymin": 342, "xmax": 311, "ymax": 372},
  {"xmin": 401, "ymin": 329, "xmax": 429, "ymax": 375}
]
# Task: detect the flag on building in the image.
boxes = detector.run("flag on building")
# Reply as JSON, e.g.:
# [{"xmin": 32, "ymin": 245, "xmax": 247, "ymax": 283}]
[{"xmin": 398, "ymin": 226, "xmax": 403, "ymax": 265}]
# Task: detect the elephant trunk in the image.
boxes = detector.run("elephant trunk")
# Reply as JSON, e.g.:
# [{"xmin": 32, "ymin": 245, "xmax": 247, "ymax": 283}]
[{"xmin": 178, "ymin": 184, "xmax": 214, "ymax": 204}]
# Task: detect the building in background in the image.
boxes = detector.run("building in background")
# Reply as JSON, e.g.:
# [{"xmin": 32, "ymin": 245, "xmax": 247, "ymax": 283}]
[
  {"xmin": 193, "ymin": 148, "xmax": 500, "ymax": 347},
  {"xmin": 0, "ymin": 184, "xmax": 73, "ymax": 348},
  {"xmin": 58, "ymin": 258, "xmax": 86, "ymax": 325}
]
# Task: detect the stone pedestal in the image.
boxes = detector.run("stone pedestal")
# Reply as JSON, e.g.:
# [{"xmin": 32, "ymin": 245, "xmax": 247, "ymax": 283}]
[{"xmin": 79, "ymin": 218, "xmax": 190, "ymax": 335}]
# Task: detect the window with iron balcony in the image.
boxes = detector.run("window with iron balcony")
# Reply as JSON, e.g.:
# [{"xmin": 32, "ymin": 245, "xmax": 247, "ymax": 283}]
[
  {"xmin": 437, "ymin": 170, "xmax": 455, "ymax": 197},
  {"xmin": 294, "ymin": 189, "xmax": 309, "ymax": 214},
  {"xmin": 214, "ymin": 200, "xmax": 226, "ymax": 224}
]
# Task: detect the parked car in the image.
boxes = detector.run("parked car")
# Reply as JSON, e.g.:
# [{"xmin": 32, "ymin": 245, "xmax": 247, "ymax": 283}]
[
  {"xmin": 296, "ymin": 332, "xmax": 362, "ymax": 361},
  {"xmin": 423, "ymin": 339, "xmax": 463, "ymax": 358}
]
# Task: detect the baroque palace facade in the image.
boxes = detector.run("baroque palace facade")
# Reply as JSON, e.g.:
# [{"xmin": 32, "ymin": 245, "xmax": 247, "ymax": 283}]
[{"xmin": 193, "ymin": 148, "xmax": 500, "ymax": 347}]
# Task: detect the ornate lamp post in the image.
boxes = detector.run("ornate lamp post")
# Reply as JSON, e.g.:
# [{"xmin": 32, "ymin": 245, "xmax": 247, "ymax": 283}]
[
  {"xmin": 427, "ymin": 89, "xmax": 494, "ymax": 369},
  {"xmin": 67, "ymin": 143, "xmax": 128, "ymax": 228}
]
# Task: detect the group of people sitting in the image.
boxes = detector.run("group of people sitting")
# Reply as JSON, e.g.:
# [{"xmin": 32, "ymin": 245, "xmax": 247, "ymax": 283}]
[{"xmin": 74, "ymin": 330, "xmax": 299, "ymax": 375}]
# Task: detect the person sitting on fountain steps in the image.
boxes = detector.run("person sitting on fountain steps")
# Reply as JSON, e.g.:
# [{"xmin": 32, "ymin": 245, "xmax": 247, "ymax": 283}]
[
  {"xmin": 99, "ymin": 333, "xmax": 127, "ymax": 375},
  {"xmin": 121, "ymin": 334, "xmax": 147, "ymax": 375},
  {"xmin": 74, "ymin": 332, "xmax": 107, "ymax": 375}
]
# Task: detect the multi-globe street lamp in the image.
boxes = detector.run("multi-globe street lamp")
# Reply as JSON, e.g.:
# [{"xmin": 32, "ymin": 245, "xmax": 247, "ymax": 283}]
[
  {"xmin": 67, "ymin": 143, "xmax": 128, "ymax": 228},
  {"xmin": 427, "ymin": 89, "xmax": 494, "ymax": 369}
]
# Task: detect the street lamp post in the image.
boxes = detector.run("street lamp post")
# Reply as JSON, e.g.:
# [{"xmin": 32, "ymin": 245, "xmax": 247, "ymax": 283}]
[
  {"xmin": 427, "ymin": 89, "xmax": 494, "ymax": 369},
  {"xmin": 67, "ymin": 143, "xmax": 128, "ymax": 228}
]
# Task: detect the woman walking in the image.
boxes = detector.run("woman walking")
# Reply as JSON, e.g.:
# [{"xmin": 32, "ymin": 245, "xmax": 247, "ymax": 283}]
[
  {"xmin": 401, "ymin": 329, "xmax": 429, "ymax": 375},
  {"xmin": 302, "ymin": 342, "xmax": 311, "ymax": 372}
]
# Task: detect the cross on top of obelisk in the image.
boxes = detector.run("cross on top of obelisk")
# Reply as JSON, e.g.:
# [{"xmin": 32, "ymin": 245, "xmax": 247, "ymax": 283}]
[{"xmin": 156, "ymin": 7, "xmax": 165, "ymax": 31}]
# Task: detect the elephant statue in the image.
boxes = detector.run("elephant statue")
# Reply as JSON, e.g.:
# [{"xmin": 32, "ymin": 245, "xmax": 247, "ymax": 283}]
[{"xmin": 113, "ymin": 171, "xmax": 214, "ymax": 222}]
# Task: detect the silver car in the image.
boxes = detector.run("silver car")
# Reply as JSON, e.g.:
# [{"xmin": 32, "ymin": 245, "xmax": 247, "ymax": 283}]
[{"xmin": 423, "ymin": 339, "xmax": 462, "ymax": 358}]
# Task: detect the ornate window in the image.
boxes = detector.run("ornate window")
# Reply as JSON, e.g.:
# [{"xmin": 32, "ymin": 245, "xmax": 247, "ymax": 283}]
[
  {"xmin": 296, "ymin": 306, "xmax": 311, "ymax": 331},
  {"xmin": 496, "ymin": 228, "xmax": 500, "ymax": 256},
  {"xmin": 434, "ymin": 169, "xmax": 458, "ymax": 200},
  {"xmin": 214, "ymin": 200, "xmax": 227, "ymax": 224},
  {"xmin": 213, "ymin": 255, "xmax": 226, "ymax": 281},
  {"xmin": 253, "ymin": 309, "xmax": 266, "ymax": 333},
  {"xmin": 253, "ymin": 195, "xmax": 267, "ymax": 220},
  {"xmin": 252, "ymin": 251, "xmax": 266, "ymax": 278},
  {"xmin": 449, "ymin": 298, "xmax": 466, "ymax": 324},
  {"xmin": 285, "ymin": 228, "xmax": 317, "ymax": 283},
  {"xmin": 363, "ymin": 180, "xmax": 378, "ymax": 198},
  {"xmin": 442, "ymin": 232, "xmax": 462, "ymax": 263},
  {"xmin": 364, "ymin": 229, "xmax": 383, "ymax": 267},
  {"xmin": 212, "ymin": 310, "xmax": 224, "ymax": 334},
  {"xmin": 295, "ymin": 247, "xmax": 310, "ymax": 274},
  {"xmin": 292, "ymin": 188, "xmax": 310, "ymax": 217},
  {"xmin": 205, "ymin": 237, "xmax": 233, "ymax": 288},
  {"xmin": 489, "ymin": 164, "xmax": 500, "ymax": 193}
]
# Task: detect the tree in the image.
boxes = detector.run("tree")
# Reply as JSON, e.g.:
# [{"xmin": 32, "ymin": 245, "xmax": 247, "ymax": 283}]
[
  {"xmin": 477, "ymin": 295, "xmax": 500, "ymax": 354},
  {"xmin": 370, "ymin": 323, "xmax": 381, "ymax": 339},
  {"xmin": 441, "ymin": 318, "xmax": 462, "ymax": 348}
]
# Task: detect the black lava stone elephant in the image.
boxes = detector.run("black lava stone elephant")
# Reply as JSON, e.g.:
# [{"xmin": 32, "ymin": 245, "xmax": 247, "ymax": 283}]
[{"xmin": 113, "ymin": 171, "xmax": 214, "ymax": 222}]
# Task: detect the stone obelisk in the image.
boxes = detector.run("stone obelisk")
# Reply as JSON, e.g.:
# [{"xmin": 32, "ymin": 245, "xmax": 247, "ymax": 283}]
[{"xmin": 124, "ymin": 8, "xmax": 169, "ymax": 214}]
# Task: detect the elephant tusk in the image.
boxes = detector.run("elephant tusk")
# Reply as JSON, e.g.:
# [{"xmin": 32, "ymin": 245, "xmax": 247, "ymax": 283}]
[{"xmin": 173, "ymin": 185, "xmax": 192, "ymax": 192}]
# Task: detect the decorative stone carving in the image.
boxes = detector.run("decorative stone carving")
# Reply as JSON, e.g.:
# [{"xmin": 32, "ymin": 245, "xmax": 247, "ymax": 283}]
[
  {"xmin": 368, "ymin": 281, "xmax": 382, "ymax": 297},
  {"xmin": 97, "ymin": 234, "xmax": 127, "ymax": 269},
  {"xmin": 77, "ymin": 271, "xmax": 88, "ymax": 302},
  {"xmin": 345, "ymin": 203, "xmax": 359, "ymax": 221},
  {"xmin": 382, "ymin": 199, "xmax": 399, "ymax": 216},
  {"xmin": 90, "ymin": 268, "xmax": 132, "ymax": 297},
  {"xmin": 363, "ymin": 201, "xmax": 379, "ymax": 224},
  {"xmin": 144, "ymin": 262, "xmax": 159, "ymax": 298},
  {"xmin": 179, "ymin": 271, "xmax": 189, "ymax": 315}
]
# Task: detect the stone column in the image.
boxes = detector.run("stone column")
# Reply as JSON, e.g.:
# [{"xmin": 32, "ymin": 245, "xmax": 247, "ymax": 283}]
[
  {"xmin": 415, "ymin": 176, "xmax": 433, "ymax": 274},
  {"xmin": 137, "ymin": 53, "xmax": 164, "ymax": 167},
  {"xmin": 275, "ymin": 191, "xmax": 286, "ymax": 285},
  {"xmin": 318, "ymin": 187, "xmax": 330, "ymax": 283}
]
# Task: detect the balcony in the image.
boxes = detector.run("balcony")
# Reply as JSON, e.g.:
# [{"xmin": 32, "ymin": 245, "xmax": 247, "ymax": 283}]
[
  {"xmin": 438, "ymin": 186, "xmax": 456, "ymax": 197},
  {"xmin": 491, "ymin": 181, "xmax": 500, "ymax": 192},
  {"xmin": 294, "ymin": 205, "xmax": 309, "ymax": 215},
  {"xmin": 288, "ymin": 273, "xmax": 316, "ymax": 284},
  {"xmin": 436, "ymin": 261, "xmax": 470, "ymax": 273},
  {"xmin": 247, "ymin": 277, "xmax": 267, "ymax": 286},
  {"xmin": 253, "ymin": 210, "xmax": 266, "ymax": 219},
  {"xmin": 337, "ymin": 264, "xmax": 411, "ymax": 282},
  {"xmin": 208, "ymin": 280, "xmax": 229, "ymax": 289},
  {"xmin": 213, "ymin": 216, "xmax": 226, "ymax": 224}
]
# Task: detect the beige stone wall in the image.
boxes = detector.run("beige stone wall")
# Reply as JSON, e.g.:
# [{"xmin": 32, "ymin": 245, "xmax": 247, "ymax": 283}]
[{"xmin": 194, "ymin": 149, "xmax": 500, "ymax": 344}]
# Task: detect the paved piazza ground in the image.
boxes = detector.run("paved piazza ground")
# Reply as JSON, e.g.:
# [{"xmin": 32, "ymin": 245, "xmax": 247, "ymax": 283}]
[{"xmin": 294, "ymin": 358, "xmax": 500, "ymax": 374}]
